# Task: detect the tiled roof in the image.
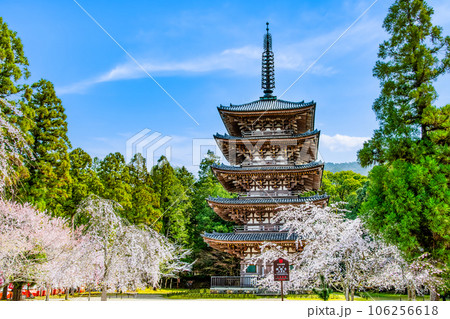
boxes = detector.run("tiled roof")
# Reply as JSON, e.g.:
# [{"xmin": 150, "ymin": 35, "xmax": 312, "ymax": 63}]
[
  {"xmin": 202, "ymin": 231, "xmax": 298, "ymax": 242},
  {"xmin": 211, "ymin": 161, "xmax": 323, "ymax": 171},
  {"xmin": 207, "ymin": 194, "xmax": 329, "ymax": 205},
  {"xmin": 214, "ymin": 129, "xmax": 320, "ymax": 140},
  {"xmin": 218, "ymin": 99, "xmax": 315, "ymax": 112}
]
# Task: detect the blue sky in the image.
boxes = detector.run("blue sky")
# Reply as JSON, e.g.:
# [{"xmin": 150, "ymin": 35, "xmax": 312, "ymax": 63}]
[{"xmin": 2, "ymin": 0, "xmax": 450, "ymax": 173}]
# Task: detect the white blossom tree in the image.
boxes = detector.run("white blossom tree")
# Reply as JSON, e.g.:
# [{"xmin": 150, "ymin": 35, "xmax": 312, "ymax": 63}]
[
  {"xmin": 367, "ymin": 250, "xmax": 444, "ymax": 300},
  {"xmin": 76, "ymin": 195, "xmax": 191, "ymax": 301},
  {"xmin": 0, "ymin": 98, "xmax": 31, "ymax": 193},
  {"xmin": 37, "ymin": 230, "xmax": 100, "ymax": 300},
  {"xmin": 251, "ymin": 203, "xmax": 445, "ymax": 300},
  {"xmin": 0, "ymin": 199, "xmax": 77, "ymax": 300}
]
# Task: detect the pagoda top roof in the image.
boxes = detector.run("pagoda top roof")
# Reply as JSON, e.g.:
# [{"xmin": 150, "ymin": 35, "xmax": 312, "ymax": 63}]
[
  {"xmin": 202, "ymin": 231, "xmax": 298, "ymax": 242},
  {"xmin": 207, "ymin": 194, "xmax": 329, "ymax": 205},
  {"xmin": 214, "ymin": 129, "xmax": 320, "ymax": 140},
  {"xmin": 218, "ymin": 98, "xmax": 315, "ymax": 112},
  {"xmin": 211, "ymin": 160, "xmax": 323, "ymax": 171}
]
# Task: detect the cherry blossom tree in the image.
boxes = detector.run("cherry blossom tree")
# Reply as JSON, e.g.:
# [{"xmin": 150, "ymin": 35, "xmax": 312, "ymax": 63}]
[
  {"xmin": 0, "ymin": 199, "xmax": 76, "ymax": 300},
  {"xmin": 37, "ymin": 231, "xmax": 100, "ymax": 300},
  {"xmin": 251, "ymin": 203, "xmax": 445, "ymax": 300},
  {"xmin": 0, "ymin": 98, "xmax": 31, "ymax": 194},
  {"xmin": 76, "ymin": 195, "xmax": 191, "ymax": 301},
  {"xmin": 271, "ymin": 203, "xmax": 378, "ymax": 300},
  {"xmin": 368, "ymin": 249, "xmax": 444, "ymax": 300}
]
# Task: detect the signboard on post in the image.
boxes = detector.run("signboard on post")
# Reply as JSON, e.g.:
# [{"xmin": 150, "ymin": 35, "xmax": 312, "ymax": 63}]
[
  {"xmin": 273, "ymin": 258, "xmax": 290, "ymax": 301},
  {"xmin": 273, "ymin": 258, "xmax": 289, "ymax": 281}
]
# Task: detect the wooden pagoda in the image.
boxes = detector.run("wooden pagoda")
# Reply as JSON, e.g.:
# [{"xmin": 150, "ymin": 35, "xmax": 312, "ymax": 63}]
[{"xmin": 202, "ymin": 23, "xmax": 328, "ymax": 277}]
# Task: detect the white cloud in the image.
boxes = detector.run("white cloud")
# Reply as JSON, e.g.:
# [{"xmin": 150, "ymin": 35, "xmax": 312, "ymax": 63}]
[
  {"xmin": 56, "ymin": 15, "xmax": 384, "ymax": 95},
  {"xmin": 320, "ymin": 134, "xmax": 369, "ymax": 152},
  {"xmin": 56, "ymin": 45, "xmax": 260, "ymax": 94},
  {"xmin": 55, "ymin": 41, "xmax": 337, "ymax": 94}
]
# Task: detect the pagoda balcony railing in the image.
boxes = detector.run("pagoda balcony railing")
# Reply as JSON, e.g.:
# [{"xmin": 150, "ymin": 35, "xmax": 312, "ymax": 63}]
[
  {"xmin": 242, "ymin": 129, "xmax": 293, "ymax": 137},
  {"xmin": 234, "ymin": 224, "xmax": 285, "ymax": 232},
  {"xmin": 242, "ymin": 159, "xmax": 289, "ymax": 166},
  {"xmin": 210, "ymin": 276, "xmax": 258, "ymax": 289},
  {"xmin": 245, "ymin": 190, "xmax": 293, "ymax": 197}
]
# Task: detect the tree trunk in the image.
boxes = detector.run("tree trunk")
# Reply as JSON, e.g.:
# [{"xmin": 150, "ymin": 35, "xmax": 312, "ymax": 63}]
[
  {"xmin": 407, "ymin": 285, "xmax": 416, "ymax": 301},
  {"xmin": 12, "ymin": 282, "xmax": 23, "ymax": 301},
  {"xmin": 45, "ymin": 284, "xmax": 51, "ymax": 301},
  {"xmin": 344, "ymin": 285, "xmax": 349, "ymax": 301},
  {"xmin": 351, "ymin": 288, "xmax": 355, "ymax": 301},
  {"xmin": 430, "ymin": 287, "xmax": 439, "ymax": 301},
  {"xmin": 88, "ymin": 287, "xmax": 91, "ymax": 301},
  {"xmin": 1, "ymin": 285, "xmax": 8, "ymax": 300},
  {"xmin": 101, "ymin": 285, "xmax": 107, "ymax": 301},
  {"xmin": 65, "ymin": 288, "xmax": 69, "ymax": 300}
]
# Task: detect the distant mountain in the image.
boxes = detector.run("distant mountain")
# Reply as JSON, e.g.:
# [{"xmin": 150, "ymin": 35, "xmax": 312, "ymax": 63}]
[{"xmin": 324, "ymin": 162, "xmax": 372, "ymax": 176}]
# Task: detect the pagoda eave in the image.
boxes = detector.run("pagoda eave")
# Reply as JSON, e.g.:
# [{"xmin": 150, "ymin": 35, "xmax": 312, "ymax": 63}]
[
  {"xmin": 202, "ymin": 233, "xmax": 304, "ymax": 258},
  {"xmin": 211, "ymin": 162, "xmax": 324, "ymax": 194},
  {"xmin": 214, "ymin": 130, "xmax": 320, "ymax": 166},
  {"xmin": 218, "ymin": 102, "xmax": 316, "ymax": 137},
  {"xmin": 207, "ymin": 195, "xmax": 329, "ymax": 223}
]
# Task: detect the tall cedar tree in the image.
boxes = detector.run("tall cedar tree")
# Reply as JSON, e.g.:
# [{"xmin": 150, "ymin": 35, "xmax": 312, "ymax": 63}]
[
  {"xmin": 358, "ymin": 0, "xmax": 450, "ymax": 165},
  {"xmin": 0, "ymin": 17, "xmax": 31, "ymax": 300},
  {"xmin": 0, "ymin": 17, "xmax": 30, "ymax": 99},
  {"xmin": 96, "ymin": 152, "xmax": 133, "ymax": 212},
  {"xmin": 357, "ymin": 0, "xmax": 450, "ymax": 269},
  {"xmin": 189, "ymin": 151, "xmax": 239, "ymax": 275},
  {"xmin": 22, "ymin": 79, "xmax": 71, "ymax": 215},
  {"xmin": 0, "ymin": 18, "xmax": 33, "ymax": 191},
  {"xmin": 128, "ymin": 153, "xmax": 161, "ymax": 227},
  {"xmin": 66, "ymin": 148, "xmax": 103, "ymax": 221},
  {"xmin": 175, "ymin": 166, "xmax": 195, "ymax": 229},
  {"xmin": 151, "ymin": 156, "xmax": 190, "ymax": 244}
]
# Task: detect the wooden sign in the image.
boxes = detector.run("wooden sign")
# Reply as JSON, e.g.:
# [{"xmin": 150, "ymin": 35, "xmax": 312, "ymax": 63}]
[{"xmin": 273, "ymin": 258, "xmax": 289, "ymax": 281}]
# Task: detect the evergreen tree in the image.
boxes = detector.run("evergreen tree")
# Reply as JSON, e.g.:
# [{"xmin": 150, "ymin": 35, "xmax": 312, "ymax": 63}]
[
  {"xmin": 358, "ymin": 0, "xmax": 450, "ymax": 166},
  {"xmin": 66, "ymin": 148, "xmax": 103, "ymax": 220},
  {"xmin": 128, "ymin": 153, "xmax": 161, "ymax": 227},
  {"xmin": 190, "ymin": 151, "xmax": 234, "ymax": 250},
  {"xmin": 175, "ymin": 166, "xmax": 195, "ymax": 196},
  {"xmin": 0, "ymin": 17, "xmax": 30, "ymax": 99},
  {"xmin": 96, "ymin": 152, "xmax": 132, "ymax": 212},
  {"xmin": 21, "ymin": 79, "xmax": 71, "ymax": 215},
  {"xmin": 313, "ymin": 275, "xmax": 332, "ymax": 301},
  {"xmin": 0, "ymin": 17, "xmax": 33, "ymax": 191},
  {"xmin": 151, "ymin": 156, "xmax": 190, "ymax": 244},
  {"xmin": 357, "ymin": 0, "xmax": 450, "ymax": 271},
  {"xmin": 362, "ymin": 159, "xmax": 449, "ymax": 265},
  {"xmin": 320, "ymin": 171, "xmax": 367, "ymax": 219},
  {"xmin": 189, "ymin": 151, "xmax": 238, "ymax": 274},
  {"xmin": 320, "ymin": 171, "xmax": 367, "ymax": 203}
]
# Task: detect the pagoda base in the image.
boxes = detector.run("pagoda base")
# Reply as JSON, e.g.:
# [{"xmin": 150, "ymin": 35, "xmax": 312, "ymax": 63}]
[
  {"xmin": 210, "ymin": 275, "xmax": 258, "ymax": 294},
  {"xmin": 202, "ymin": 231, "xmax": 302, "ymax": 276}
]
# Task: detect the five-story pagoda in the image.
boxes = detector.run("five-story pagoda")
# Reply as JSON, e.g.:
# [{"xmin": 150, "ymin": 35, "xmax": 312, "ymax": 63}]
[{"xmin": 202, "ymin": 23, "xmax": 328, "ymax": 278}]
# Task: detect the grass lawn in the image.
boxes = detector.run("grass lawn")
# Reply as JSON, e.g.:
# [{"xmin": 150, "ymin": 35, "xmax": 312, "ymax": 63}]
[
  {"xmin": 164, "ymin": 292, "xmax": 360, "ymax": 300},
  {"xmin": 358, "ymin": 292, "xmax": 430, "ymax": 301},
  {"xmin": 164, "ymin": 289, "xmax": 430, "ymax": 301},
  {"xmin": 136, "ymin": 288, "xmax": 188, "ymax": 294},
  {"xmin": 10, "ymin": 289, "xmax": 430, "ymax": 301}
]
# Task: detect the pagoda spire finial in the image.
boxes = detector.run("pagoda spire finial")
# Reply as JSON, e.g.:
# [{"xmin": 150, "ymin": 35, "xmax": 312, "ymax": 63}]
[{"xmin": 261, "ymin": 22, "xmax": 275, "ymax": 98}]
